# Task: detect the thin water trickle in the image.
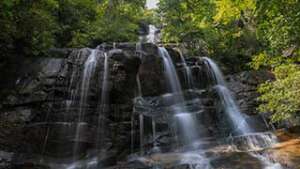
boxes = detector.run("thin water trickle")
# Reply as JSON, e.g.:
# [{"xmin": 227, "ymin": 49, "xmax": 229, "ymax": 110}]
[
  {"xmin": 131, "ymin": 114, "xmax": 135, "ymax": 153},
  {"xmin": 151, "ymin": 117, "xmax": 161, "ymax": 152},
  {"xmin": 139, "ymin": 114, "xmax": 144, "ymax": 154},
  {"xmin": 136, "ymin": 42, "xmax": 143, "ymax": 59},
  {"xmin": 96, "ymin": 52, "xmax": 110, "ymax": 150},
  {"xmin": 136, "ymin": 75, "xmax": 142, "ymax": 97}
]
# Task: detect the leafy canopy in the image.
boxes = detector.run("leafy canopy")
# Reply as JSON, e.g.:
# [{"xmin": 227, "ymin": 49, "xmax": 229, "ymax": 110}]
[{"xmin": 0, "ymin": 0, "xmax": 148, "ymax": 57}]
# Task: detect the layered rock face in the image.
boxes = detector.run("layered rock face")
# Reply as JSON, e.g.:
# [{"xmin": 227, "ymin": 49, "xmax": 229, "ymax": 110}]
[
  {"xmin": 0, "ymin": 43, "xmax": 163, "ymax": 168},
  {"xmin": 0, "ymin": 43, "xmax": 276, "ymax": 169}
]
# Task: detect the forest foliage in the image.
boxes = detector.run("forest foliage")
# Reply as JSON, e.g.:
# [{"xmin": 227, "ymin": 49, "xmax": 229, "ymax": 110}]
[
  {"xmin": 0, "ymin": 0, "xmax": 147, "ymax": 58},
  {"xmin": 157, "ymin": 0, "xmax": 300, "ymax": 122}
]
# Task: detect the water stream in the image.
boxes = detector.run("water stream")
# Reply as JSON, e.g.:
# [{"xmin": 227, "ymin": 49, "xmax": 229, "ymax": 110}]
[
  {"xmin": 74, "ymin": 49, "xmax": 98, "ymax": 158},
  {"xmin": 201, "ymin": 57, "xmax": 283, "ymax": 169},
  {"xmin": 96, "ymin": 52, "xmax": 110, "ymax": 151},
  {"xmin": 178, "ymin": 49, "xmax": 194, "ymax": 89}
]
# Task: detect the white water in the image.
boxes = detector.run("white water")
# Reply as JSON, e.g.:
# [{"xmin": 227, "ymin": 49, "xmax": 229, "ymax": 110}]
[
  {"xmin": 178, "ymin": 50, "xmax": 194, "ymax": 89},
  {"xmin": 146, "ymin": 0, "xmax": 158, "ymax": 9},
  {"xmin": 147, "ymin": 25, "xmax": 158, "ymax": 43},
  {"xmin": 202, "ymin": 57, "xmax": 283, "ymax": 168},
  {"xmin": 215, "ymin": 85, "xmax": 252, "ymax": 134},
  {"xmin": 159, "ymin": 47, "xmax": 200, "ymax": 145},
  {"xmin": 74, "ymin": 49, "xmax": 98, "ymax": 157},
  {"xmin": 159, "ymin": 47, "xmax": 182, "ymax": 94},
  {"xmin": 202, "ymin": 57, "xmax": 226, "ymax": 86},
  {"xmin": 174, "ymin": 113, "xmax": 199, "ymax": 145},
  {"xmin": 79, "ymin": 50, "xmax": 98, "ymax": 118},
  {"xmin": 202, "ymin": 57, "xmax": 251, "ymax": 135},
  {"xmin": 180, "ymin": 153, "xmax": 211, "ymax": 169},
  {"xmin": 96, "ymin": 52, "xmax": 110, "ymax": 151},
  {"xmin": 100, "ymin": 53, "xmax": 110, "ymax": 107}
]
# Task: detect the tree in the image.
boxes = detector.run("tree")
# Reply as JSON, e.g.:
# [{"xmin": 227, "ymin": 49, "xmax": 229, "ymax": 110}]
[
  {"xmin": 258, "ymin": 64, "xmax": 300, "ymax": 122},
  {"xmin": 92, "ymin": 0, "xmax": 147, "ymax": 43},
  {"xmin": 157, "ymin": 0, "xmax": 258, "ymax": 72},
  {"xmin": 0, "ymin": 0, "xmax": 58, "ymax": 57},
  {"xmin": 0, "ymin": 0, "xmax": 148, "ymax": 58}
]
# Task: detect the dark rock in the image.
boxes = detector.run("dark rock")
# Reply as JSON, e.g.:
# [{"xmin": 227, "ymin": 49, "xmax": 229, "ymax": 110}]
[
  {"xmin": 226, "ymin": 70, "xmax": 274, "ymax": 115},
  {"xmin": 0, "ymin": 151, "xmax": 13, "ymax": 169}
]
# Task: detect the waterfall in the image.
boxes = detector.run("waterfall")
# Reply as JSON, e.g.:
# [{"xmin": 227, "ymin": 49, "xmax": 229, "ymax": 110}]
[
  {"xmin": 79, "ymin": 50, "xmax": 98, "ymax": 118},
  {"xmin": 158, "ymin": 47, "xmax": 199, "ymax": 145},
  {"xmin": 202, "ymin": 57, "xmax": 251, "ymax": 135},
  {"xmin": 202, "ymin": 57, "xmax": 225, "ymax": 86},
  {"xmin": 178, "ymin": 50, "xmax": 194, "ymax": 89},
  {"xmin": 100, "ymin": 52, "xmax": 110, "ymax": 108},
  {"xmin": 147, "ymin": 25, "xmax": 158, "ymax": 43},
  {"xmin": 158, "ymin": 47, "xmax": 182, "ymax": 94},
  {"xmin": 215, "ymin": 85, "xmax": 252, "ymax": 134},
  {"xmin": 74, "ymin": 49, "xmax": 98, "ymax": 157},
  {"xmin": 202, "ymin": 57, "xmax": 283, "ymax": 169}
]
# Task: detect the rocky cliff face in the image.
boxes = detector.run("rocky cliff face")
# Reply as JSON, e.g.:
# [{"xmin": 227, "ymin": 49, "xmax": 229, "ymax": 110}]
[{"xmin": 0, "ymin": 43, "xmax": 275, "ymax": 169}]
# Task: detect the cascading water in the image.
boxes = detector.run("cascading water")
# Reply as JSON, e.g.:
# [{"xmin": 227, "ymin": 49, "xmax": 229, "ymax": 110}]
[
  {"xmin": 74, "ymin": 49, "xmax": 98, "ymax": 157},
  {"xmin": 202, "ymin": 57, "xmax": 225, "ymax": 86},
  {"xmin": 158, "ymin": 47, "xmax": 182, "ymax": 94},
  {"xmin": 158, "ymin": 47, "xmax": 199, "ymax": 144},
  {"xmin": 96, "ymin": 52, "xmax": 110, "ymax": 151},
  {"xmin": 214, "ymin": 85, "xmax": 252, "ymax": 134},
  {"xmin": 202, "ymin": 57, "xmax": 251, "ymax": 135},
  {"xmin": 147, "ymin": 25, "xmax": 158, "ymax": 43},
  {"xmin": 79, "ymin": 50, "xmax": 98, "ymax": 118},
  {"xmin": 202, "ymin": 57, "xmax": 283, "ymax": 169},
  {"xmin": 178, "ymin": 49, "xmax": 194, "ymax": 89}
]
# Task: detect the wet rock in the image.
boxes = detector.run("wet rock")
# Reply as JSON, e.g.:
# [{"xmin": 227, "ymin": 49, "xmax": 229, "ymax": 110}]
[
  {"xmin": 0, "ymin": 151, "xmax": 13, "ymax": 169},
  {"xmin": 226, "ymin": 70, "xmax": 274, "ymax": 115},
  {"xmin": 210, "ymin": 152, "xmax": 263, "ymax": 169},
  {"xmin": 262, "ymin": 127, "xmax": 300, "ymax": 168}
]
